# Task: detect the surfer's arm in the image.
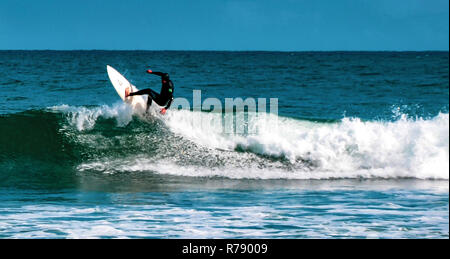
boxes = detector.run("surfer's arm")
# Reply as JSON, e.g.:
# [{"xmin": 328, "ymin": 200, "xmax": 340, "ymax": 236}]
[
  {"xmin": 146, "ymin": 70, "xmax": 168, "ymax": 78},
  {"xmin": 164, "ymin": 97, "xmax": 173, "ymax": 110},
  {"xmin": 159, "ymin": 97, "xmax": 172, "ymax": 115}
]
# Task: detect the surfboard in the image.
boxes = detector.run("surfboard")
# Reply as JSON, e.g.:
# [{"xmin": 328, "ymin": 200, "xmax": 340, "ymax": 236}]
[{"xmin": 106, "ymin": 65, "xmax": 148, "ymax": 114}]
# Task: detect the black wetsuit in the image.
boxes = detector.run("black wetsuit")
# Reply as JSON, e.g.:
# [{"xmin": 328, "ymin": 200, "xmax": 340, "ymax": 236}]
[{"xmin": 129, "ymin": 72, "xmax": 174, "ymax": 110}]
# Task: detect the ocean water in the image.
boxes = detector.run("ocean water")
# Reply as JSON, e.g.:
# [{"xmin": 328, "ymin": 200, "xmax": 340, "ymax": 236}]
[{"xmin": 0, "ymin": 50, "xmax": 448, "ymax": 238}]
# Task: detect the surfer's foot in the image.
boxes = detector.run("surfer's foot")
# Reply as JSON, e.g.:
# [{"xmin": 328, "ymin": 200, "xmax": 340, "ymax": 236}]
[{"xmin": 125, "ymin": 87, "xmax": 131, "ymax": 97}]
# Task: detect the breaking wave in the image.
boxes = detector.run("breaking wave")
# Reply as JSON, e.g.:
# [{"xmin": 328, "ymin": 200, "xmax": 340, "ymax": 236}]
[{"xmin": 1, "ymin": 103, "xmax": 448, "ymax": 182}]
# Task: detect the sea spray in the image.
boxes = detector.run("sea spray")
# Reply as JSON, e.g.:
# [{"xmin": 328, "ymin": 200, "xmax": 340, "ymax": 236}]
[{"xmin": 51, "ymin": 103, "xmax": 134, "ymax": 131}]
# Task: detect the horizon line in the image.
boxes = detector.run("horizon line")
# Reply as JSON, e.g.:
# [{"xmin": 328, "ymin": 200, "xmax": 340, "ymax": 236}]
[{"xmin": 0, "ymin": 49, "xmax": 449, "ymax": 52}]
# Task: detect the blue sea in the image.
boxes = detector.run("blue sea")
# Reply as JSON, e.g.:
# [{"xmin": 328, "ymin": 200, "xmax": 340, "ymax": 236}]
[{"xmin": 0, "ymin": 51, "xmax": 448, "ymax": 238}]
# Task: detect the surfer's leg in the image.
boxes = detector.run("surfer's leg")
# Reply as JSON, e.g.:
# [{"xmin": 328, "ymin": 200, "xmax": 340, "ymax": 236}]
[
  {"xmin": 145, "ymin": 90, "xmax": 161, "ymax": 111},
  {"xmin": 146, "ymin": 97, "xmax": 153, "ymax": 112},
  {"xmin": 129, "ymin": 89, "xmax": 153, "ymax": 96}
]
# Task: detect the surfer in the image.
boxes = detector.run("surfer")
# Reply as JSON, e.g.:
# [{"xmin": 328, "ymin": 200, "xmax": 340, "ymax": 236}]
[{"xmin": 125, "ymin": 69, "xmax": 174, "ymax": 115}]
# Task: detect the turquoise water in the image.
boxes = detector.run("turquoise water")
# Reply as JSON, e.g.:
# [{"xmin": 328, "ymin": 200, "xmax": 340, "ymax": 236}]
[{"xmin": 0, "ymin": 51, "xmax": 448, "ymax": 238}]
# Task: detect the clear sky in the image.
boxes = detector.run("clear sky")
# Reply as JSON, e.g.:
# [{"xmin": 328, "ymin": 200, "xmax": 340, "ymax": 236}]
[{"xmin": 0, "ymin": 0, "xmax": 448, "ymax": 51}]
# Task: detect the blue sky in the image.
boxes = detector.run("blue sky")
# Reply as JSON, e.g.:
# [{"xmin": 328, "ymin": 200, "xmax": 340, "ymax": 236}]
[{"xmin": 0, "ymin": 0, "xmax": 448, "ymax": 50}]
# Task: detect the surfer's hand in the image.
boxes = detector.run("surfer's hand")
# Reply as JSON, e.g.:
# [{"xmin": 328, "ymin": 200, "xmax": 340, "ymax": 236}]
[
  {"xmin": 160, "ymin": 108, "xmax": 166, "ymax": 115},
  {"xmin": 125, "ymin": 87, "xmax": 130, "ymax": 97},
  {"xmin": 146, "ymin": 69, "xmax": 152, "ymax": 74}
]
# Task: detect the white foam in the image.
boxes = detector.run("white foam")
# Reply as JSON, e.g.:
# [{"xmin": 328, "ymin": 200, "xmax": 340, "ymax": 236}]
[
  {"xmin": 50, "ymin": 103, "xmax": 134, "ymax": 131},
  {"xmin": 163, "ymin": 110, "xmax": 449, "ymax": 180},
  {"xmin": 2, "ymin": 196, "xmax": 447, "ymax": 238}
]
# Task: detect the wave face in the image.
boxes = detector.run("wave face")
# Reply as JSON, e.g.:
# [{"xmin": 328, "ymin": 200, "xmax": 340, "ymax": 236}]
[{"xmin": 1, "ymin": 103, "xmax": 447, "ymax": 187}]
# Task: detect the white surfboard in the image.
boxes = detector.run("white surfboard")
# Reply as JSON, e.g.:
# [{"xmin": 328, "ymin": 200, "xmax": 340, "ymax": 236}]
[{"xmin": 106, "ymin": 65, "xmax": 149, "ymax": 114}]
